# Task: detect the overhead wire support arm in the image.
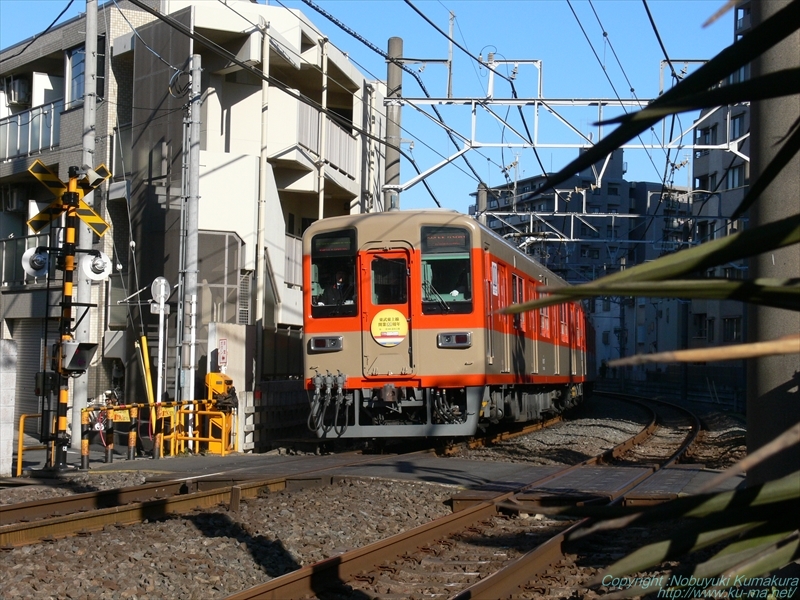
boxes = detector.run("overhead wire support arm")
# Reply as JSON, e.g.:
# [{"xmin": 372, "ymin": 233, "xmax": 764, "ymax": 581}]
[{"xmin": 386, "ymin": 145, "xmax": 471, "ymax": 193}]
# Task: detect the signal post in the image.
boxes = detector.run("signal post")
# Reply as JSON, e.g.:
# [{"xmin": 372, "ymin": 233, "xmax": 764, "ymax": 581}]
[
  {"xmin": 26, "ymin": 162, "xmax": 110, "ymax": 469},
  {"xmin": 53, "ymin": 169, "xmax": 81, "ymax": 468}
]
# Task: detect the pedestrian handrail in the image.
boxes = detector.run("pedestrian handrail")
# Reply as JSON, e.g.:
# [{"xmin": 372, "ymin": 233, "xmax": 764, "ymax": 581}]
[{"xmin": 16, "ymin": 414, "xmax": 48, "ymax": 477}]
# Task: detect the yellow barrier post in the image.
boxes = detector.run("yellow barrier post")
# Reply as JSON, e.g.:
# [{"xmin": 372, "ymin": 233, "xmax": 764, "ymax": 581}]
[
  {"xmin": 16, "ymin": 414, "xmax": 47, "ymax": 477},
  {"xmin": 80, "ymin": 409, "xmax": 90, "ymax": 470},
  {"xmin": 128, "ymin": 406, "xmax": 138, "ymax": 460}
]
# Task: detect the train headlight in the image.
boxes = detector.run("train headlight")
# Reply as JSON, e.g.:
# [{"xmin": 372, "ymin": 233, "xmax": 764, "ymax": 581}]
[
  {"xmin": 309, "ymin": 336, "xmax": 343, "ymax": 352},
  {"xmin": 437, "ymin": 332, "xmax": 472, "ymax": 348}
]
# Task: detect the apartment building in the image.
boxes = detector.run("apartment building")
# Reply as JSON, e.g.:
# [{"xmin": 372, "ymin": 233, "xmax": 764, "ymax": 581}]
[
  {"xmin": 472, "ymin": 148, "xmax": 669, "ymax": 370},
  {"xmin": 0, "ymin": 0, "xmax": 385, "ymax": 439}
]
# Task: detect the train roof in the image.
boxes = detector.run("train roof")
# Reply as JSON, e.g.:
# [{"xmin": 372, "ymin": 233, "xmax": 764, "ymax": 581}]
[{"xmin": 303, "ymin": 210, "xmax": 568, "ymax": 289}]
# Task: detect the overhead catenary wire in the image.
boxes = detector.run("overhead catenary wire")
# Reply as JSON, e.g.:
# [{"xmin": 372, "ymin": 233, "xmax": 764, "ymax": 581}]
[
  {"xmin": 215, "ymin": 0, "xmax": 440, "ymax": 206},
  {"xmin": 0, "ymin": 0, "xmax": 75, "ymax": 63},
  {"xmin": 578, "ymin": 0, "xmax": 663, "ymax": 180},
  {"xmin": 293, "ymin": 0, "xmax": 486, "ymax": 194},
  {"xmin": 402, "ymin": 0, "xmax": 571, "ymax": 208},
  {"xmin": 640, "ymin": 0, "xmax": 685, "ymax": 240}
]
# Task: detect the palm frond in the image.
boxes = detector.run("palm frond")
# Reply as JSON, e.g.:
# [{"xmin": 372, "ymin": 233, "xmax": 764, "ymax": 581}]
[
  {"xmin": 535, "ymin": 278, "xmax": 800, "ymax": 312},
  {"xmin": 538, "ymin": 0, "xmax": 800, "ymax": 193},
  {"xmin": 608, "ymin": 334, "xmax": 800, "ymax": 367},
  {"xmin": 500, "ymin": 215, "xmax": 800, "ymax": 314}
]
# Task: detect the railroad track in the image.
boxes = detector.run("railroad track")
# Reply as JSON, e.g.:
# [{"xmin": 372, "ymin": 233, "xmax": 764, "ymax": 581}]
[
  {"xmin": 224, "ymin": 393, "xmax": 700, "ymax": 599},
  {"xmin": 0, "ymin": 413, "xmax": 572, "ymax": 535},
  {"xmin": 0, "ymin": 450, "xmax": 434, "ymax": 546},
  {"xmin": 0, "ymin": 394, "xmax": 700, "ymax": 598}
]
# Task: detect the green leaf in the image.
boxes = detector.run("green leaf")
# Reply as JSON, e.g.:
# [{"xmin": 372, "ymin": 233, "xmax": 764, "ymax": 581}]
[
  {"xmin": 566, "ymin": 471, "xmax": 800, "ymax": 540},
  {"xmin": 533, "ymin": 278, "xmax": 800, "ymax": 312},
  {"xmin": 720, "ymin": 534, "xmax": 800, "ymax": 583},
  {"xmin": 500, "ymin": 215, "xmax": 800, "ymax": 314},
  {"xmin": 598, "ymin": 69, "xmax": 800, "ymax": 124},
  {"xmin": 731, "ymin": 120, "xmax": 800, "ymax": 219},
  {"xmin": 693, "ymin": 528, "xmax": 798, "ymax": 578},
  {"xmin": 538, "ymin": 0, "xmax": 800, "ymax": 193}
]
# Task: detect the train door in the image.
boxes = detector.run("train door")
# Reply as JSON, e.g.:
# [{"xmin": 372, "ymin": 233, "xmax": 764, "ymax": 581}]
[
  {"xmin": 360, "ymin": 248, "xmax": 415, "ymax": 378},
  {"xmin": 570, "ymin": 304, "xmax": 578, "ymax": 376},
  {"xmin": 498, "ymin": 264, "xmax": 511, "ymax": 372},
  {"xmin": 528, "ymin": 281, "xmax": 538, "ymax": 373}
]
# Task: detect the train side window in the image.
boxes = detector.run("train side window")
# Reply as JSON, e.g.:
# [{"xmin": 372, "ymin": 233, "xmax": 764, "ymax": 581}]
[
  {"xmin": 540, "ymin": 303, "xmax": 550, "ymax": 338},
  {"xmin": 310, "ymin": 229, "xmax": 358, "ymax": 318},
  {"xmin": 420, "ymin": 226, "xmax": 473, "ymax": 315},
  {"xmin": 560, "ymin": 303, "xmax": 568, "ymax": 341}
]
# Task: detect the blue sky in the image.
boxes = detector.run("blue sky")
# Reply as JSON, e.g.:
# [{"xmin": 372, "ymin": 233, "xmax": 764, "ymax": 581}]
[{"xmin": 0, "ymin": 0, "xmax": 734, "ymax": 211}]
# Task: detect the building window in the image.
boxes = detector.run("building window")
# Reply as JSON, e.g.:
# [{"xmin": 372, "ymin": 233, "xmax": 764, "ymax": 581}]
[
  {"xmin": 693, "ymin": 313, "xmax": 707, "ymax": 339},
  {"xmin": 726, "ymin": 164, "xmax": 745, "ymax": 189},
  {"xmin": 602, "ymin": 330, "xmax": 610, "ymax": 345},
  {"xmin": 731, "ymin": 113, "xmax": 746, "ymax": 139},
  {"xmin": 602, "ymin": 297, "xmax": 611, "ymax": 312},
  {"xmin": 608, "ymin": 185, "xmax": 619, "ymax": 196},
  {"xmin": 66, "ymin": 45, "xmax": 86, "ymax": 108},
  {"xmin": 697, "ymin": 220, "xmax": 714, "ymax": 242},
  {"xmin": 707, "ymin": 318, "xmax": 715, "ymax": 343},
  {"xmin": 723, "ymin": 317, "xmax": 742, "ymax": 343},
  {"xmin": 728, "ymin": 65, "xmax": 748, "ymax": 85},
  {"xmin": 591, "ymin": 248, "xmax": 600, "ymax": 259}
]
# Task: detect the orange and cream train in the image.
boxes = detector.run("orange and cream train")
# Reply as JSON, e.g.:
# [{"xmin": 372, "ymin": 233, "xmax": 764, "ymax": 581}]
[{"xmin": 303, "ymin": 210, "xmax": 594, "ymax": 439}]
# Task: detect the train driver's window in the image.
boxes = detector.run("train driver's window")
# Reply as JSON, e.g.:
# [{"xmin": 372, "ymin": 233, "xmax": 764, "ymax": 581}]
[
  {"xmin": 310, "ymin": 229, "xmax": 358, "ymax": 317},
  {"xmin": 420, "ymin": 226, "xmax": 473, "ymax": 315}
]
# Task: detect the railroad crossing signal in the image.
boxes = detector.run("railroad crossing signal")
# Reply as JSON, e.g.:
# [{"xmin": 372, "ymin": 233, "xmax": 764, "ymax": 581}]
[{"xmin": 26, "ymin": 160, "xmax": 111, "ymax": 236}]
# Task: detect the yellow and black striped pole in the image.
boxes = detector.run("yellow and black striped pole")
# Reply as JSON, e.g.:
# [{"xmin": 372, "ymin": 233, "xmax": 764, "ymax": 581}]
[{"xmin": 53, "ymin": 168, "xmax": 82, "ymax": 469}]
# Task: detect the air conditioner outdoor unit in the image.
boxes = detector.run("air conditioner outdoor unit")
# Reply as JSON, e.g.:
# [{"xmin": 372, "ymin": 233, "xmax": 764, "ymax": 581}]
[
  {"xmin": 5, "ymin": 77, "xmax": 31, "ymax": 106},
  {"xmin": 1, "ymin": 185, "xmax": 29, "ymax": 212}
]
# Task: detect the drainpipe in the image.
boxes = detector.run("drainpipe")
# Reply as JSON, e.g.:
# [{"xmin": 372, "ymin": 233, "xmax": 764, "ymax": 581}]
[
  {"xmin": 255, "ymin": 18, "xmax": 271, "ymax": 386},
  {"xmin": 317, "ymin": 37, "xmax": 328, "ymax": 221}
]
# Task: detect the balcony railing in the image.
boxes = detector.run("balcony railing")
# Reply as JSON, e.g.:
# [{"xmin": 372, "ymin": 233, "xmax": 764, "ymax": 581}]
[
  {"xmin": 284, "ymin": 234, "xmax": 303, "ymax": 287},
  {"xmin": 0, "ymin": 100, "xmax": 63, "ymax": 161},
  {"xmin": 297, "ymin": 102, "xmax": 358, "ymax": 178}
]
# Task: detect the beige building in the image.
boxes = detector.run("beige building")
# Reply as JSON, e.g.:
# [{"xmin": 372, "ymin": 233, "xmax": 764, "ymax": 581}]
[{"xmin": 0, "ymin": 0, "xmax": 385, "ymax": 444}]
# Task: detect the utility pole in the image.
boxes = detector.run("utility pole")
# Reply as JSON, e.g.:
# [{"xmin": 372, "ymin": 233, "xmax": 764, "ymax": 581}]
[
  {"xmin": 447, "ymin": 12, "xmax": 454, "ymax": 99},
  {"xmin": 384, "ymin": 37, "xmax": 402, "ymax": 212},
  {"xmin": 181, "ymin": 55, "xmax": 201, "ymax": 404},
  {"xmin": 255, "ymin": 17, "xmax": 271, "ymax": 386},
  {"xmin": 318, "ymin": 37, "xmax": 328, "ymax": 220},
  {"xmin": 746, "ymin": 0, "xmax": 800, "ymax": 485},
  {"xmin": 73, "ymin": 0, "xmax": 98, "ymax": 450}
]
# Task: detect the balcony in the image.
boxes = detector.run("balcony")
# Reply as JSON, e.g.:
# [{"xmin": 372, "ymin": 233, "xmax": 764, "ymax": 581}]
[
  {"xmin": 0, "ymin": 100, "xmax": 63, "ymax": 161},
  {"xmin": 270, "ymin": 88, "xmax": 359, "ymax": 197}
]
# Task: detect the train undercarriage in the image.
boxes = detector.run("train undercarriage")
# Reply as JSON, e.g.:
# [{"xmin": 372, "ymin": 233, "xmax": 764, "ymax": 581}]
[{"xmin": 307, "ymin": 371, "xmax": 585, "ymax": 439}]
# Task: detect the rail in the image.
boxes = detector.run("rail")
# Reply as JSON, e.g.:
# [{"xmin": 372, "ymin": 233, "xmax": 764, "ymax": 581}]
[
  {"xmin": 222, "ymin": 393, "xmax": 701, "ymax": 598},
  {"xmin": 0, "ymin": 451, "xmax": 426, "ymax": 545}
]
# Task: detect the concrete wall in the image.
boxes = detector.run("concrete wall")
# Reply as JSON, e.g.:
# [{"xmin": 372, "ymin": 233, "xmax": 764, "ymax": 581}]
[{"xmin": 0, "ymin": 340, "xmax": 17, "ymax": 477}]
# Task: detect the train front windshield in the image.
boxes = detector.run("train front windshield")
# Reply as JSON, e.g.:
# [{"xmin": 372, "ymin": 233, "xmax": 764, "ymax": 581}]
[
  {"xmin": 310, "ymin": 225, "xmax": 473, "ymax": 317},
  {"xmin": 311, "ymin": 229, "xmax": 358, "ymax": 318},
  {"xmin": 420, "ymin": 226, "xmax": 473, "ymax": 314}
]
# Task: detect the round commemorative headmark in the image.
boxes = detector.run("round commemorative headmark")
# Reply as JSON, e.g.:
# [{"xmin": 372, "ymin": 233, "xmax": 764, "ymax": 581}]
[{"xmin": 370, "ymin": 309, "xmax": 408, "ymax": 347}]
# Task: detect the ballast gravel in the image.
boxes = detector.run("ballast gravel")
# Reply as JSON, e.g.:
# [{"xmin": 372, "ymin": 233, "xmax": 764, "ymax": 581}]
[
  {"xmin": 0, "ymin": 478, "xmax": 455, "ymax": 599},
  {"xmin": 0, "ymin": 397, "xmax": 747, "ymax": 599}
]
